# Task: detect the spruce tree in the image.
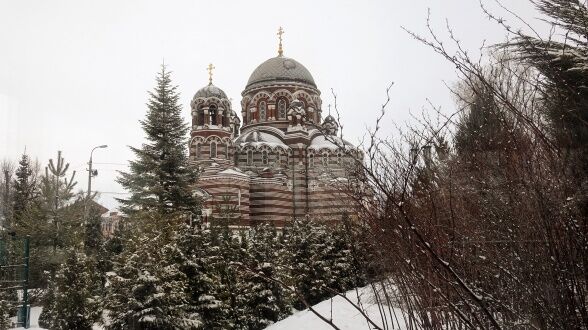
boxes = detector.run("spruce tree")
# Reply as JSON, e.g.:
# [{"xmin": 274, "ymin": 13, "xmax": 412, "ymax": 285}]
[
  {"xmin": 117, "ymin": 65, "xmax": 198, "ymax": 216},
  {"xmin": 240, "ymin": 224, "xmax": 290, "ymax": 329},
  {"xmin": 12, "ymin": 153, "xmax": 36, "ymax": 223},
  {"xmin": 103, "ymin": 215, "xmax": 199, "ymax": 330},
  {"xmin": 285, "ymin": 219, "xmax": 333, "ymax": 309},
  {"xmin": 0, "ymin": 290, "xmax": 12, "ymax": 330},
  {"xmin": 40, "ymin": 249, "xmax": 101, "ymax": 330}
]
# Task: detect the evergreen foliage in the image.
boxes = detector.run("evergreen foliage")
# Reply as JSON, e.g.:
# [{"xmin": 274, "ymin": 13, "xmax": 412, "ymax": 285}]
[
  {"xmin": 239, "ymin": 224, "xmax": 290, "ymax": 329},
  {"xmin": 39, "ymin": 250, "xmax": 100, "ymax": 330},
  {"xmin": 284, "ymin": 219, "xmax": 360, "ymax": 310},
  {"xmin": 0, "ymin": 291, "xmax": 12, "ymax": 330},
  {"xmin": 103, "ymin": 214, "xmax": 199, "ymax": 330},
  {"xmin": 117, "ymin": 65, "xmax": 199, "ymax": 216},
  {"xmin": 12, "ymin": 153, "xmax": 37, "ymax": 223}
]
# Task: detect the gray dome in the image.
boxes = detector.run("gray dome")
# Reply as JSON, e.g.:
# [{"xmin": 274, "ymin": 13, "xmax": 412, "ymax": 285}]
[
  {"xmin": 194, "ymin": 84, "xmax": 227, "ymax": 99},
  {"xmin": 246, "ymin": 56, "xmax": 316, "ymax": 89},
  {"xmin": 323, "ymin": 114, "xmax": 337, "ymax": 123}
]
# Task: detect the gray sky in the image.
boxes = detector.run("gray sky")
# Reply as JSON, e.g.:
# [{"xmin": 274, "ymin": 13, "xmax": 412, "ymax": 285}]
[{"xmin": 0, "ymin": 0, "xmax": 541, "ymax": 210}]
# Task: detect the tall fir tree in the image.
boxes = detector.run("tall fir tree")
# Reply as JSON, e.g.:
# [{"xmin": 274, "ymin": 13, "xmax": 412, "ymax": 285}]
[
  {"xmin": 117, "ymin": 65, "xmax": 198, "ymax": 216},
  {"xmin": 12, "ymin": 153, "xmax": 37, "ymax": 224}
]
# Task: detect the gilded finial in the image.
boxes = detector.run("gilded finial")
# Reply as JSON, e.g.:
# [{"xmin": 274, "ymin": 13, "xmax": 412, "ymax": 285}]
[
  {"xmin": 207, "ymin": 63, "xmax": 215, "ymax": 85},
  {"xmin": 277, "ymin": 26, "xmax": 284, "ymax": 57}
]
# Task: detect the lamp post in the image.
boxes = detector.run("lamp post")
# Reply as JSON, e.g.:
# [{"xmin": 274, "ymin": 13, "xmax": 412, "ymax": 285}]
[{"xmin": 87, "ymin": 145, "xmax": 108, "ymax": 199}]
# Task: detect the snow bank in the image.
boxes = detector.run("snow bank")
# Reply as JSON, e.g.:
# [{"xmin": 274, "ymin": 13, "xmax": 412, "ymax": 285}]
[{"xmin": 265, "ymin": 286, "xmax": 407, "ymax": 330}]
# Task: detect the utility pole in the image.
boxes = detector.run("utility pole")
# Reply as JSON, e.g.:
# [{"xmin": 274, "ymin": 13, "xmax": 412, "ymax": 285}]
[
  {"xmin": 85, "ymin": 145, "xmax": 107, "ymax": 224},
  {"xmin": 87, "ymin": 145, "xmax": 108, "ymax": 199}
]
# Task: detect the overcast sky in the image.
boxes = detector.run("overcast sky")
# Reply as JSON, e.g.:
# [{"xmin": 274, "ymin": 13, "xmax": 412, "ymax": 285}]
[{"xmin": 0, "ymin": 0, "xmax": 542, "ymax": 210}]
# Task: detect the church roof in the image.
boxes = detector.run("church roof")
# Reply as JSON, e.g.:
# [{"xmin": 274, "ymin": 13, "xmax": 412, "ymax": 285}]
[
  {"xmin": 235, "ymin": 130, "xmax": 289, "ymax": 150},
  {"xmin": 246, "ymin": 56, "xmax": 316, "ymax": 90},
  {"xmin": 308, "ymin": 134, "xmax": 354, "ymax": 151},
  {"xmin": 194, "ymin": 84, "xmax": 228, "ymax": 99}
]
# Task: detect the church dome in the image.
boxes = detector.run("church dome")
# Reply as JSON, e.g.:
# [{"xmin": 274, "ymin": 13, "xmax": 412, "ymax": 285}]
[
  {"xmin": 246, "ymin": 56, "xmax": 316, "ymax": 90},
  {"xmin": 194, "ymin": 84, "xmax": 227, "ymax": 99},
  {"xmin": 323, "ymin": 114, "xmax": 337, "ymax": 124}
]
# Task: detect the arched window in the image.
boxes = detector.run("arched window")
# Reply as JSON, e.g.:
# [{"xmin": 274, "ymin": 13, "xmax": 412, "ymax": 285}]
[
  {"xmin": 196, "ymin": 143, "xmax": 201, "ymax": 158},
  {"xmin": 247, "ymin": 150, "xmax": 253, "ymax": 165},
  {"xmin": 226, "ymin": 143, "xmax": 230, "ymax": 159},
  {"xmin": 322, "ymin": 153, "xmax": 329, "ymax": 167},
  {"xmin": 262, "ymin": 150, "xmax": 269, "ymax": 165},
  {"xmin": 210, "ymin": 105, "xmax": 217, "ymax": 125},
  {"xmin": 259, "ymin": 101, "xmax": 267, "ymax": 121},
  {"xmin": 276, "ymin": 151, "xmax": 281, "ymax": 166},
  {"xmin": 210, "ymin": 141, "xmax": 217, "ymax": 158},
  {"xmin": 278, "ymin": 98, "xmax": 287, "ymax": 119},
  {"xmin": 308, "ymin": 153, "xmax": 314, "ymax": 167}
]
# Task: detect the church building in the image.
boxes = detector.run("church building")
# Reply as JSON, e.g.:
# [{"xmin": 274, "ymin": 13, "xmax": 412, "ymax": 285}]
[{"xmin": 189, "ymin": 28, "xmax": 361, "ymax": 227}]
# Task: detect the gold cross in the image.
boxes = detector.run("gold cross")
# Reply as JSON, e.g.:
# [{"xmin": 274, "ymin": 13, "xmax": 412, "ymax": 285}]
[
  {"xmin": 277, "ymin": 26, "xmax": 284, "ymax": 56},
  {"xmin": 207, "ymin": 63, "xmax": 215, "ymax": 85}
]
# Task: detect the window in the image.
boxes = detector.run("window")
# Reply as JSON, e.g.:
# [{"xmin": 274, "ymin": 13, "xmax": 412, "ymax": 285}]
[
  {"xmin": 210, "ymin": 105, "xmax": 217, "ymax": 125},
  {"xmin": 210, "ymin": 142, "xmax": 217, "ymax": 158},
  {"xmin": 278, "ymin": 98, "xmax": 287, "ymax": 119},
  {"xmin": 247, "ymin": 150, "xmax": 253, "ymax": 165},
  {"xmin": 196, "ymin": 143, "xmax": 201, "ymax": 158},
  {"xmin": 259, "ymin": 101, "xmax": 267, "ymax": 121},
  {"xmin": 308, "ymin": 153, "xmax": 314, "ymax": 167},
  {"xmin": 226, "ymin": 144, "xmax": 230, "ymax": 159},
  {"xmin": 262, "ymin": 150, "xmax": 269, "ymax": 165},
  {"xmin": 276, "ymin": 152, "xmax": 281, "ymax": 166},
  {"xmin": 336, "ymin": 153, "xmax": 342, "ymax": 165},
  {"xmin": 322, "ymin": 153, "xmax": 329, "ymax": 167}
]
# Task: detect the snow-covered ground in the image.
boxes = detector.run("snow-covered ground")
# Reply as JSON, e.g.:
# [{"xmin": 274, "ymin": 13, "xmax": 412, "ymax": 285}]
[
  {"xmin": 266, "ymin": 286, "xmax": 407, "ymax": 330},
  {"xmin": 9, "ymin": 307, "xmax": 103, "ymax": 330},
  {"xmin": 10, "ymin": 286, "xmax": 406, "ymax": 330},
  {"xmin": 9, "ymin": 306, "xmax": 42, "ymax": 330}
]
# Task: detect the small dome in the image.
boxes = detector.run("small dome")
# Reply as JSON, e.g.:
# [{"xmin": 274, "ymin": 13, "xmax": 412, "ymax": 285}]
[
  {"xmin": 323, "ymin": 114, "xmax": 337, "ymax": 124},
  {"xmin": 246, "ymin": 56, "xmax": 316, "ymax": 90},
  {"xmin": 194, "ymin": 84, "xmax": 228, "ymax": 99}
]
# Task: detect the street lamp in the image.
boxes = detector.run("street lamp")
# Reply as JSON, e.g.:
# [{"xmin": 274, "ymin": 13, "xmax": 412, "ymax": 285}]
[{"xmin": 87, "ymin": 145, "xmax": 108, "ymax": 199}]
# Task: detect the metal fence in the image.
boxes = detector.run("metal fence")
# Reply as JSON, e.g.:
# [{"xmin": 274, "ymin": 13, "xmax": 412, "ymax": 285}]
[{"xmin": 0, "ymin": 232, "xmax": 30, "ymax": 328}]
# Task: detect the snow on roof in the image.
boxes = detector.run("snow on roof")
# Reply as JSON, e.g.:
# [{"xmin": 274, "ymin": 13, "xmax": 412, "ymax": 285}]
[
  {"xmin": 236, "ymin": 130, "xmax": 289, "ymax": 150},
  {"xmin": 308, "ymin": 134, "xmax": 354, "ymax": 151},
  {"xmin": 217, "ymin": 167, "xmax": 249, "ymax": 177}
]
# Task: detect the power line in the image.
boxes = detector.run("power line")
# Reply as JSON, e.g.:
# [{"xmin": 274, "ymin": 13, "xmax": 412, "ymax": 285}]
[
  {"xmin": 93, "ymin": 162, "xmax": 127, "ymax": 166},
  {"xmin": 96, "ymin": 191, "xmax": 131, "ymax": 195}
]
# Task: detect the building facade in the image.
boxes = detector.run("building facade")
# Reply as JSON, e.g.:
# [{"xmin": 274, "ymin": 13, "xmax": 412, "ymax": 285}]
[{"xmin": 190, "ymin": 39, "xmax": 361, "ymax": 227}]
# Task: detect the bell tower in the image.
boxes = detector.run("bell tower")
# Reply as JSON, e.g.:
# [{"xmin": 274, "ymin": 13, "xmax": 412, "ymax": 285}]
[{"xmin": 189, "ymin": 64, "xmax": 239, "ymax": 166}]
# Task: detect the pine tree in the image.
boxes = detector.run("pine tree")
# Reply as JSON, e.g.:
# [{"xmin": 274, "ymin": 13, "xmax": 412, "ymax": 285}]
[
  {"xmin": 40, "ymin": 249, "xmax": 101, "ymax": 330},
  {"xmin": 117, "ymin": 65, "xmax": 198, "ymax": 216},
  {"xmin": 12, "ymin": 153, "xmax": 37, "ymax": 224}
]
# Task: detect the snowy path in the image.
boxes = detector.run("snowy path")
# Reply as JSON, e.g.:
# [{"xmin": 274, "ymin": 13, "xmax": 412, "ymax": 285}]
[{"xmin": 266, "ymin": 286, "xmax": 407, "ymax": 330}]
